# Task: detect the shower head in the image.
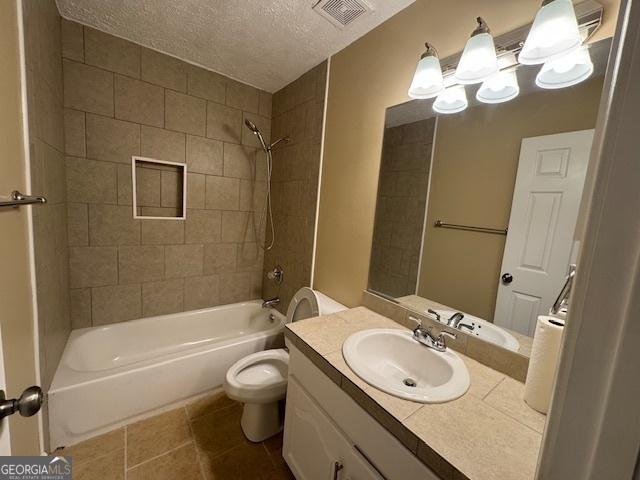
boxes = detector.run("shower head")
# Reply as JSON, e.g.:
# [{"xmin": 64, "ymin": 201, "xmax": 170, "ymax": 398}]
[
  {"xmin": 244, "ymin": 119, "xmax": 291, "ymax": 153},
  {"xmin": 244, "ymin": 119, "xmax": 259, "ymax": 133},
  {"xmin": 244, "ymin": 119, "xmax": 269, "ymax": 152}
]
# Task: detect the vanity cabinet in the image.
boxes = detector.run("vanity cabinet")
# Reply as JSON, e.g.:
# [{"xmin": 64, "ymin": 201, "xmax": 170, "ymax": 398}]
[
  {"xmin": 284, "ymin": 377, "xmax": 383, "ymax": 480},
  {"xmin": 283, "ymin": 344, "xmax": 438, "ymax": 480}
]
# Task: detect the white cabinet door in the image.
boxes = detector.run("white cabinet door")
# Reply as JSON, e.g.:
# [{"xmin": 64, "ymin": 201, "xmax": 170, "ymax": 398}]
[
  {"xmin": 494, "ymin": 130, "xmax": 593, "ymax": 335},
  {"xmin": 284, "ymin": 377, "xmax": 381, "ymax": 480}
]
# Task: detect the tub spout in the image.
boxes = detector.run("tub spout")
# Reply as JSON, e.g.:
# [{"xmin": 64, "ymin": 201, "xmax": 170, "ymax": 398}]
[{"xmin": 262, "ymin": 297, "xmax": 280, "ymax": 309}]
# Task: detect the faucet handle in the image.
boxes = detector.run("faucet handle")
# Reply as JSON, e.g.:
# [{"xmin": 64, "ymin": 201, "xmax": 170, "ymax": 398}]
[
  {"xmin": 408, "ymin": 315, "xmax": 423, "ymax": 329},
  {"xmin": 427, "ymin": 309, "xmax": 441, "ymax": 322},
  {"xmin": 436, "ymin": 330, "xmax": 456, "ymax": 350}
]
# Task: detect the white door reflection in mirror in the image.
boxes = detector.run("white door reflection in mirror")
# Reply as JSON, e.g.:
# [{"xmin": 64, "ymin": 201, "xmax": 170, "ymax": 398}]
[{"xmin": 494, "ymin": 130, "xmax": 594, "ymax": 335}]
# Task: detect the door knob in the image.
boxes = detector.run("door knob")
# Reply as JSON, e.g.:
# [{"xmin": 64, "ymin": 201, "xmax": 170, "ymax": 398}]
[
  {"xmin": 0, "ymin": 386, "xmax": 43, "ymax": 420},
  {"xmin": 501, "ymin": 273, "xmax": 513, "ymax": 284}
]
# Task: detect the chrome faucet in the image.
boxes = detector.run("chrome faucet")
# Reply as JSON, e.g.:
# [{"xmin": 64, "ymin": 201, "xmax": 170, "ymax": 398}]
[
  {"xmin": 551, "ymin": 264, "xmax": 576, "ymax": 315},
  {"xmin": 457, "ymin": 322, "xmax": 475, "ymax": 332},
  {"xmin": 446, "ymin": 312, "xmax": 465, "ymax": 328},
  {"xmin": 412, "ymin": 322, "xmax": 457, "ymax": 352},
  {"xmin": 262, "ymin": 297, "xmax": 280, "ymax": 309}
]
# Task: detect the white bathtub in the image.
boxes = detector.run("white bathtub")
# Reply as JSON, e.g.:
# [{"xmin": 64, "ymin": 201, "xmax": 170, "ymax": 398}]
[{"xmin": 48, "ymin": 300, "xmax": 285, "ymax": 448}]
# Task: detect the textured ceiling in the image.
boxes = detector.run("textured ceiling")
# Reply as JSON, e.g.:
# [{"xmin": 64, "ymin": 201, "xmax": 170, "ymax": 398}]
[{"xmin": 55, "ymin": 0, "xmax": 415, "ymax": 92}]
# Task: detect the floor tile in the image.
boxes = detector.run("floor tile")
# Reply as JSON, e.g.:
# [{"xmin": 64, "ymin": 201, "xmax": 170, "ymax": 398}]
[
  {"xmin": 266, "ymin": 447, "xmax": 295, "ymax": 480},
  {"xmin": 199, "ymin": 442, "xmax": 277, "ymax": 480},
  {"xmin": 262, "ymin": 432, "xmax": 283, "ymax": 455},
  {"xmin": 57, "ymin": 428, "xmax": 124, "ymax": 464},
  {"xmin": 186, "ymin": 391, "xmax": 238, "ymax": 420},
  {"xmin": 54, "ymin": 395, "xmax": 293, "ymax": 479},
  {"xmin": 190, "ymin": 403, "xmax": 246, "ymax": 457},
  {"xmin": 127, "ymin": 408, "xmax": 192, "ymax": 467},
  {"xmin": 128, "ymin": 443, "xmax": 203, "ymax": 480},
  {"xmin": 73, "ymin": 449, "xmax": 124, "ymax": 480}
]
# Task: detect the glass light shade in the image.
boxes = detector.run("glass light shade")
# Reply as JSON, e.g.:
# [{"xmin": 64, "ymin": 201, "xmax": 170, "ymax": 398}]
[
  {"xmin": 408, "ymin": 55, "xmax": 445, "ymax": 99},
  {"xmin": 477, "ymin": 69, "xmax": 520, "ymax": 104},
  {"xmin": 519, "ymin": 0, "xmax": 582, "ymax": 65},
  {"xmin": 454, "ymin": 33, "xmax": 499, "ymax": 84},
  {"xmin": 536, "ymin": 46, "xmax": 593, "ymax": 89},
  {"xmin": 433, "ymin": 85, "xmax": 468, "ymax": 114}
]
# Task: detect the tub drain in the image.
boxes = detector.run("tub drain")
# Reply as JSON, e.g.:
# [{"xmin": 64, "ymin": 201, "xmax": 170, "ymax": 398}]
[{"xmin": 403, "ymin": 378, "xmax": 417, "ymax": 387}]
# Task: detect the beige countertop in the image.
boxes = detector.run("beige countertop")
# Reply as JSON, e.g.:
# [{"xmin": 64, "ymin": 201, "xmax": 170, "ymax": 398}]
[{"xmin": 285, "ymin": 307, "xmax": 544, "ymax": 480}]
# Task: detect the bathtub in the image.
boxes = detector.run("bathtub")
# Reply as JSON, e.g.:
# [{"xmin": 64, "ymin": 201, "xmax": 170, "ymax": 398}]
[{"xmin": 48, "ymin": 300, "xmax": 285, "ymax": 448}]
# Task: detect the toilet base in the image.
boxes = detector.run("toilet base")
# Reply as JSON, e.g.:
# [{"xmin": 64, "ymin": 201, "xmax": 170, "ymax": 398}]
[{"xmin": 240, "ymin": 401, "xmax": 283, "ymax": 442}]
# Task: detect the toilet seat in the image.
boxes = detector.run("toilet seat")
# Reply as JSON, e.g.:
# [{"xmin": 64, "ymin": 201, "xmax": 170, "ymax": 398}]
[
  {"xmin": 223, "ymin": 288, "xmax": 346, "ymax": 441},
  {"xmin": 224, "ymin": 349, "xmax": 289, "ymax": 404}
]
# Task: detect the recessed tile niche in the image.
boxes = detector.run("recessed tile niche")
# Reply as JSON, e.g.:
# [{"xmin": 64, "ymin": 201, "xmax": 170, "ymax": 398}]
[{"xmin": 132, "ymin": 156, "xmax": 187, "ymax": 220}]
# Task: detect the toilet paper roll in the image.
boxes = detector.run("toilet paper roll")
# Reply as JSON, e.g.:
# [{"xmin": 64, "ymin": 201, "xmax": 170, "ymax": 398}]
[{"xmin": 524, "ymin": 315, "xmax": 565, "ymax": 414}]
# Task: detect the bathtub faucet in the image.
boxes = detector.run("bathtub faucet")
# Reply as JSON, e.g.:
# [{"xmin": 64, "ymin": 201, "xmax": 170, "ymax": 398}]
[{"xmin": 262, "ymin": 297, "xmax": 280, "ymax": 309}]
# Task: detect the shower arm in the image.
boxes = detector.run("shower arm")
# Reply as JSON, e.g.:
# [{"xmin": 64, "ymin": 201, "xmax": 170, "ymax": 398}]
[{"xmin": 268, "ymin": 136, "xmax": 291, "ymax": 151}]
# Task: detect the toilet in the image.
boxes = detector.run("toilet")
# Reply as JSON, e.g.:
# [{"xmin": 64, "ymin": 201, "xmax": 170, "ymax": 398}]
[{"xmin": 224, "ymin": 287, "xmax": 346, "ymax": 442}]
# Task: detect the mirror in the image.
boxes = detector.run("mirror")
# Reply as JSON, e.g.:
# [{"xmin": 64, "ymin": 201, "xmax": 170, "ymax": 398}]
[{"xmin": 368, "ymin": 38, "xmax": 611, "ymax": 357}]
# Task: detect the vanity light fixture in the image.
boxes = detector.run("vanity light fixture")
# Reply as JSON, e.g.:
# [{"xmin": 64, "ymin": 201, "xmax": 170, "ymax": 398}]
[
  {"xmin": 476, "ymin": 52, "xmax": 520, "ymax": 104},
  {"xmin": 536, "ymin": 45, "xmax": 594, "ymax": 89},
  {"xmin": 454, "ymin": 17, "xmax": 499, "ymax": 85},
  {"xmin": 519, "ymin": 0, "xmax": 582, "ymax": 65},
  {"xmin": 408, "ymin": 43, "xmax": 445, "ymax": 99},
  {"xmin": 433, "ymin": 85, "xmax": 468, "ymax": 114}
]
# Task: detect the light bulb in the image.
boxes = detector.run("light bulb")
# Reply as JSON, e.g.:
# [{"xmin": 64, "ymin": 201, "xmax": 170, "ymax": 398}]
[
  {"xmin": 536, "ymin": 46, "xmax": 593, "ymax": 89},
  {"xmin": 477, "ymin": 53, "xmax": 520, "ymax": 104},
  {"xmin": 454, "ymin": 17, "xmax": 499, "ymax": 85},
  {"xmin": 519, "ymin": 0, "xmax": 582, "ymax": 65},
  {"xmin": 408, "ymin": 43, "xmax": 444, "ymax": 99},
  {"xmin": 477, "ymin": 69, "xmax": 520, "ymax": 103},
  {"xmin": 433, "ymin": 85, "xmax": 468, "ymax": 114}
]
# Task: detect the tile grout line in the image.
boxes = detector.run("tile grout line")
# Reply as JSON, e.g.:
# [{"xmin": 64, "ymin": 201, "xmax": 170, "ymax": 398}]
[
  {"xmin": 482, "ymin": 376, "xmax": 505, "ymax": 401},
  {"xmin": 58, "ymin": 429, "xmax": 126, "ymax": 470},
  {"xmin": 126, "ymin": 439, "xmax": 194, "ymax": 472},
  {"xmin": 480, "ymin": 383, "xmax": 546, "ymax": 435},
  {"xmin": 123, "ymin": 425, "xmax": 128, "ymax": 479},
  {"xmin": 185, "ymin": 406, "xmax": 208, "ymax": 480},
  {"xmin": 261, "ymin": 441, "xmax": 281, "ymax": 472}
]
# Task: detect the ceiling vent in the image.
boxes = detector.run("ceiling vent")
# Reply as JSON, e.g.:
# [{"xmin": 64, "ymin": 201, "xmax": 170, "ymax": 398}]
[{"xmin": 313, "ymin": 0, "xmax": 374, "ymax": 29}]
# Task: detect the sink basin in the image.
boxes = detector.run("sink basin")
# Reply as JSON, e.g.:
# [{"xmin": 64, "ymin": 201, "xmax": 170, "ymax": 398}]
[
  {"xmin": 342, "ymin": 329, "xmax": 470, "ymax": 403},
  {"xmin": 434, "ymin": 310, "xmax": 520, "ymax": 352}
]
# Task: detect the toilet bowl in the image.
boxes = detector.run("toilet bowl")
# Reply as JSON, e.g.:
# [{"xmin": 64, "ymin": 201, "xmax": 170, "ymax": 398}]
[{"xmin": 223, "ymin": 287, "xmax": 346, "ymax": 442}]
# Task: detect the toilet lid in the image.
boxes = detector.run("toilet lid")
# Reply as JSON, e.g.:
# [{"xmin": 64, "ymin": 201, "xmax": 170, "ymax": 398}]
[
  {"xmin": 286, "ymin": 287, "xmax": 318, "ymax": 323},
  {"xmin": 286, "ymin": 287, "xmax": 346, "ymax": 323}
]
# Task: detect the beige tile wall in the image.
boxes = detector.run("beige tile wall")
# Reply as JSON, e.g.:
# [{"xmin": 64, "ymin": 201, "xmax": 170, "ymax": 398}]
[
  {"xmin": 62, "ymin": 20, "xmax": 273, "ymax": 328},
  {"xmin": 22, "ymin": 0, "xmax": 70, "ymax": 390},
  {"xmin": 262, "ymin": 62, "xmax": 327, "ymax": 313},
  {"xmin": 369, "ymin": 118, "xmax": 435, "ymax": 298}
]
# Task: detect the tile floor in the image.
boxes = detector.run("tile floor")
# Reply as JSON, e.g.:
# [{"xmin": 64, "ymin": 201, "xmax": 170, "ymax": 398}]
[{"xmin": 54, "ymin": 392, "xmax": 295, "ymax": 480}]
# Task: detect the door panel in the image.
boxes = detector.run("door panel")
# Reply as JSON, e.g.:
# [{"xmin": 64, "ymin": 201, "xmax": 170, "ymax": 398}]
[
  {"xmin": 495, "ymin": 130, "xmax": 594, "ymax": 335},
  {"xmin": 0, "ymin": 0, "xmax": 41, "ymax": 454},
  {"xmin": 520, "ymin": 192, "xmax": 562, "ymax": 271}
]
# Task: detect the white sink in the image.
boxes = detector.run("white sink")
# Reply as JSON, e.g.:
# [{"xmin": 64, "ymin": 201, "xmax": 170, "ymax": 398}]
[
  {"xmin": 342, "ymin": 329, "xmax": 470, "ymax": 403},
  {"xmin": 434, "ymin": 310, "xmax": 520, "ymax": 352}
]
